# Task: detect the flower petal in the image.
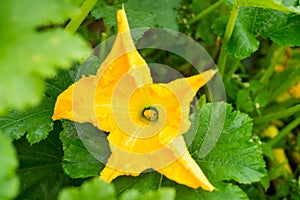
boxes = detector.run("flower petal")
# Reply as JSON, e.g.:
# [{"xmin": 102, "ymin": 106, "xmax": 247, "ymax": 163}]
[
  {"xmin": 93, "ymin": 7, "xmax": 153, "ymax": 131},
  {"xmin": 96, "ymin": 7, "xmax": 152, "ymax": 90},
  {"xmin": 100, "ymin": 126, "xmax": 160, "ymax": 181},
  {"xmin": 157, "ymin": 136, "xmax": 215, "ymax": 191},
  {"xmin": 163, "ymin": 69, "xmax": 218, "ymax": 136},
  {"xmin": 100, "ymin": 165, "xmax": 140, "ymax": 183},
  {"xmin": 52, "ymin": 76, "xmax": 98, "ymax": 126},
  {"xmin": 168, "ymin": 69, "xmax": 217, "ymax": 94},
  {"xmin": 102, "ymin": 125, "xmax": 215, "ymax": 191}
]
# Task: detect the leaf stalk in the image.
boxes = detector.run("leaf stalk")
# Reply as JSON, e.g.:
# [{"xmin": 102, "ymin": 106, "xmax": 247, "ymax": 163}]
[
  {"xmin": 268, "ymin": 114, "xmax": 300, "ymax": 146},
  {"xmin": 188, "ymin": 0, "xmax": 223, "ymax": 25},
  {"xmin": 65, "ymin": 0, "xmax": 98, "ymax": 34},
  {"xmin": 254, "ymin": 104, "xmax": 300, "ymax": 124},
  {"xmin": 217, "ymin": 0, "xmax": 239, "ymax": 76}
]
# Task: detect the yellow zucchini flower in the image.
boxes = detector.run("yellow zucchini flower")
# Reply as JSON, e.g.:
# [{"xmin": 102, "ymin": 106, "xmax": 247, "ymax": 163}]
[{"xmin": 53, "ymin": 7, "xmax": 216, "ymax": 191}]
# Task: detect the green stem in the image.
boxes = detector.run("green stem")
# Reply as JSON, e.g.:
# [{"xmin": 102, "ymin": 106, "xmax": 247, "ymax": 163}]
[
  {"xmin": 260, "ymin": 46, "xmax": 286, "ymax": 83},
  {"xmin": 225, "ymin": 58, "xmax": 240, "ymax": 82},
  {"xmin": 188, "ymin": 0, "xmax": 223, "ymax": 25},
  {"xmin": 253, "ymin": 104, "xmax": 300, "ymax": 124},
  {"xmin": 268, "ymin": 115, "xmax": 300, "ymax": 147},
  {"xmin": 65, "ymin": 0, "xmax": 98, "ymax": 34},
  {"xmin": 217, "ymin": 1, "xmax": 239, "ymax": 76}
]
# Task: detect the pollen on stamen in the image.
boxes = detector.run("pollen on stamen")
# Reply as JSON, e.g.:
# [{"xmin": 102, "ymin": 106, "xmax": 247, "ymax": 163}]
[{"xmin": 142, "ymin": 107, "xmax": 158, "ymax": 122}]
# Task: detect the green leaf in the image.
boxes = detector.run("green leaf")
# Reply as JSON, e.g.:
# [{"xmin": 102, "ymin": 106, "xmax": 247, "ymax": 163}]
[
  {"xmin": 260, "ymin": 174, "xmax": 271, "ymax": 191},
  {"xmin": 261, "ymin": 14, "xmax": 300, "ymax": 46},
  {"xmin": 144, "ymin": 188, "xmax": 175, "ymax": 200},
  {"xmin": 113, "ymin": 172, "xmax": 162, "ymax": 197},
  {"xmin": 120, "ymin": 188, "xmax": 175, "ymax": 200},
  {"xmin": 213, "ymin": 7, "xmax": 300, "ymax": 59},
  {"xmin": 227, "ymin": 19, "xmax": 259, "ymax": 59},
  {"xmin": 0, "ymin": 132, "xmax": 19, "ymax": 200},
  {"xmin": 61, "ymin": 121, "xmax": 109, "ymax": 179},
  {"xmin": 14, "ymin": 125, "xmax": 73, "ymax": 200},
  {"xmin": 58, "ymin": 178, "xmax": 116, "ymax": 200},
  {"xmin": 268, "ymin": 161, "xmax": 289, "ymax": 180},
  {"xmin": 92, "ymin": 0, "xmax": 181, "ymax": 30},
  {"xmin": 223, "ymin": 0, "xmax": 300, "ymax": 13},
  {"xmin": 162, "ymin": 180, "xmax": 248, "ymax": 200},
  {"xmin": 261, "ymin": 142, "xmax": 275, "ymax": 162},
  {"xmin": 192, "ymin": 103, "xmax": 267, "ymax": 184},
  {"xmin": 240, "ymin": 184, "xmax": 267, "ymax": 200},
  {"xmin": 119, "ymin": 190, "xmax": 141, "ymax": 200},
  {"xmin": 165, "ymin": 102, "xmax": 266, "ymax": 200},
  {"xmin": 0, "ymin": 65, "xmax": 78, "ymax": 144},
  {"xmin": 0, "ymin": 97, "xmax": 55, "ymax": 144},
  {"xmin": 59, "ymin": 177, "xmax": 175, "ymax": 200},
  {"xmin": 195, "ymin": 103, "xmax": 227, "ymax": 158},
  {"xmin": 237, "ymin": 89, "xmax": 255, "ymax": 112},
  {"xmin": 212, "ymin": 14, "xmax": 259, "ymax": 59},
  {"xmin": 0, "ymin": 0, "xmax": 90, "ymax": 113},
  {"xmin": 3, "ymin": 0, "xmax": 77, "ymax": 28},
  {"xmin": 238, "ymin": 0, "xmax": 300, "ymax": 14}
]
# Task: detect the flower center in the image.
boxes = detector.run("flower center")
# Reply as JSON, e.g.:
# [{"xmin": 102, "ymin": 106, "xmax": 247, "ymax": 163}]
[{"xmin": 142, "ymin": 107, "xmax": 158, "ymax": 122}]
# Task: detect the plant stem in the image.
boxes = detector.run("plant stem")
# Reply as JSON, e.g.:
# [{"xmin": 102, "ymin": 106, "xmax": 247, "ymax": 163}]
[
  {"xmin": 225, "ymin": 58, "xmax": 240, "ymax": 82},
  {"xmin": 65, "ymin": 0, "xmax": 98, "ymax": 34},
  {"xmin": 268, "ymin": 115, "xmax": 300, "ymax": 147},
  {"xmin": 217, "ymin": 1, "xmax": 239, "ymax": 76},
  {"xmin": 253, "ymin": 104, "xmax": 300, "ymax": 124},
  {"xmin": 188, "ymin": 0, "xmax": 223, "ymax": 25}
]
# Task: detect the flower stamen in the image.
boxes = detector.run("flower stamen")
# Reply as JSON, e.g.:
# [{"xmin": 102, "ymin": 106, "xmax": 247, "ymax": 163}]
[{"xmin": 142, "ymin": 107, "xmax": 158, "ymax": 121}]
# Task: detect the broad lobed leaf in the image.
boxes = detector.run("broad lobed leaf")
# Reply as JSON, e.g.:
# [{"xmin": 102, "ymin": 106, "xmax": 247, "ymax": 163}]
[
  {"xmin": 59, "ymin": 178, "xmax": 116, "ymax": 200},
  {"xmin": 162, "ymin": 180, "xmax": 248, "ymax": 200},
  {"xmin": 0, "ymin": 96, "xmax": 55, "ymax": 144},
  {"xmin": 223, "ymin": 0, "xmax": 300, "ymax": 13},
  {"xmin": 60, "ymin": 121, "xmax": 108, "ymax": 179},
  {"xmin": 0, "ymin": 65, "xmax": 78, "ymax": 144},
  {"xmin": 0, "ymin": 132, "xmax": 19, "ymax": 200},
  {"xmin": 238, "ymin": 0, "xmax": 300, "ymax": 14},
  {"xmin": 13, "ymin": 127, "xmax": 72, "ymax": 200},
  {"xmin": 192, "ymin": 103, "xmax": 267, "ymax": 185},
  {"xmin": 58, "ymin": 177, "xmax": 175, "ymax": 200},
  {"xmin": 92, "ymin": 0, "xmax": 181, "ymax": 30},
  {"xmin": 213, "ymin": 6, "xmax": 300, "ymax": 59},
  {"xmin": 113, "ymin": 172, "xmax": 162, "ymax": 197},
  {"xmin": 120, "ymin": 187, "xmax": 175, "ymax": 200},
  {"xmin": 0, "ymin": 0, "xmax": 90, "ymax": 113}
]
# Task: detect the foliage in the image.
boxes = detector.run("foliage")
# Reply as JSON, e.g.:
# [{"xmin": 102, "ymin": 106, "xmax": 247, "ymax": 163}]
[
  {"xmin": 13, "ymin": 126, "xmax": 74, "ymax": 200},
  {"xmin": 59, "ymin": 178, "xmax": 176, "ymax": 200},
  {"xmin": 92, "ymin": 0, "xmax": 181, "ymax": 30},
  {"xmin": 0, "ymin": 0, "xmax": 300, "ymax": 199},
  {"xmin": 0, "ymin": 132, "xmax": 19, "ymax": 200},
  {"xmin": 60, "ymin": 121, "xmax": 108, "ymax": 178},
  {"xmin": 213, "ymin": 7, "xmax": 300, "ymax": 59},
  {"xmin": 0, "ymin": 0, "xmax": 90, "ymax": 114}
]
